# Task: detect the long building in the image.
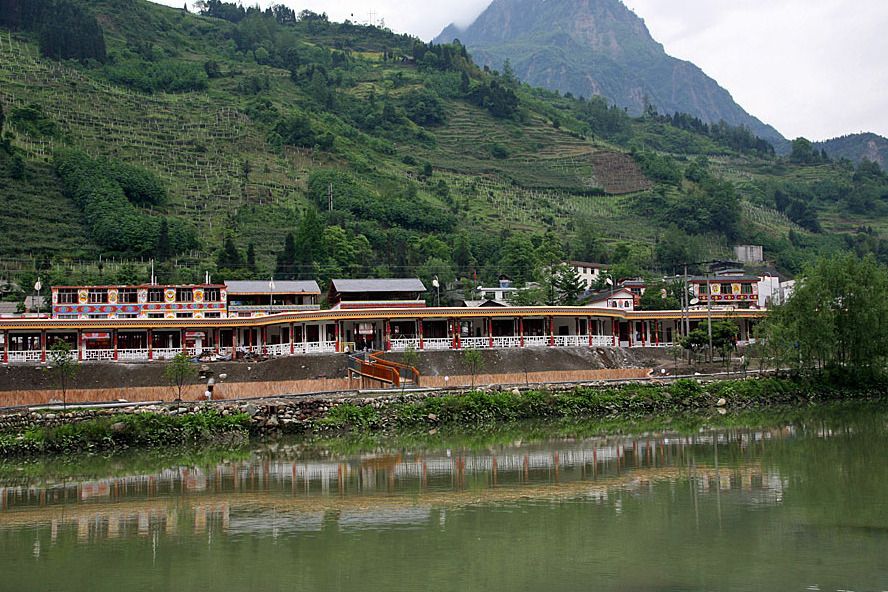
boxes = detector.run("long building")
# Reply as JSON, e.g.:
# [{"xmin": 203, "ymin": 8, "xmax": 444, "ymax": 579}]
[{"xmin": 0, "ymin": 303, "xmax": 763, "ymax": 364}]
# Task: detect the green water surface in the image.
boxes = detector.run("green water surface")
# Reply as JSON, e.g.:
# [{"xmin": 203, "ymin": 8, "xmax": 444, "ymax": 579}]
[{"xmin": 1, "ymin": 404, "xmax": 886, "ymax": 592}]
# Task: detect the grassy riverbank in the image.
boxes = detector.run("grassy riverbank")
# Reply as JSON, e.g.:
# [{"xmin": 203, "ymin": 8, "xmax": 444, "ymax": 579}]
[
  {"xmin": 0, "ymin": 376, "xmax": 885, "ymax": 458},
  {"xmin": 0, "ymin": 410, "xmax": 250, "ymax": 457},
  {"xmin": 316, "ymin": 376, "xmax": 887, "ymax": 433}
]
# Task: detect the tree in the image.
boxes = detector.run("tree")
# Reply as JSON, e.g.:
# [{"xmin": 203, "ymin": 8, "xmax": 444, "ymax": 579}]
[
  {"xmin": 48, "ymin": 341, "xmax": 78, "ymax": 410},
  {"xmin": 276, "ymin": 232, "xmax": 297, "ymax": 278},
  {"xmin": 294, "ymin": 207, "xmax": 324, "ymax": 272},
  {"xmin": 760, "ymin": 253, "xmax": 888, "ymax": 376},
  {"xmin": 461, "ymin": 348, "xmax": 485, "ymax": 389},
  {"xmin": 156, "ymin": 218, "xmax": 172, "ymax": 261},
  {"xmin": 552, "ymin": 264, "xmax": 585, "ymax": 305},
  {"xmin": 246, "ymin": 243, "xmax": 257, "ymax": 273},
  {"xmin": 164, "ymin": 352, "xmax": 197, "ymax": 401},
  {"xmin": 217, "ymin": 236, "xmax": 244, "ymax": 270},
  {"xmin": 500, "ymin": 235, "xmax": 537, "ymax": 284}
]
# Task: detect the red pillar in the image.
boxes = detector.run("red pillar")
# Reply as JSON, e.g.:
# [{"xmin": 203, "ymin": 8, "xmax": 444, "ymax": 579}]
[
  {"xmin": 588, "ymin": 317, "xmax": 593, "ymax": 347},
  {"xmin": 455, "ymin": 320, "xmax": 462, "ymax": 349},
  {"xmin": 181, "ymin": 329, "xmax": 187, "ymax": 353},
  {"xmin": 261, "ymin": 327, "xmax": 267, "ymax": 354},
  {"xmin": 612, "ymin": 318, "xmax": 618, "ymax": 346},
  {"xmin": 113, "ymin": 329, "xmax": 119, "ymax": 360},
  {"xmin": 3, "ymin": 330, "xmax": 8, "ymax": 364},
  {"xmin": 519, "ymin": 317, "xmax": 525, "ymax": 347},
  {"xmin": 418, "ymin": 319, "xmax": 424, "ymax": 350},
  {"xmin": 77, "ymin": 330, "xmax": 83, "ymax": 362},
  {"xmin": 40, "ymin": 330, "xmax": 46, "ymax": 363},
  {"xmin": 384, "ymin": 320, "xmax": 391, "ymax": 352},
  {"xmin": 231, "ymin": 329, "xmax": 237, "ymax": 359},
  {"xmin": 488, "ymin": 318, "xmax": 494, "ymax": 348},
  {"xmin": 147, "ymin": 329, "xmax": 153, "ymax": 360},
  {"xmin": 641, "ymin": 322, "xmax": 646, "ymax": 347},
  {"xmin": 548, "ymin": 317, "xmax": 554, "ymax": 347},
  {"xmin": 214, "ymin": 329, "xmax": 220, "ymax": 353},
  {"xmin": 655, "ymin": 321, "xmax": 660, "ymax": 346},
  {"xmin": 334, "ymin": 322, "xmax": 340, "ymax": 353},
  {"xmin": 290, "ymin": 323, "xmax": 295, "ymax": 355}
]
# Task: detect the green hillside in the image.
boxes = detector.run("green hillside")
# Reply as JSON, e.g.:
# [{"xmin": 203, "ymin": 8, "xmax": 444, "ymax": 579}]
[{"xmin": 1, "ymin": 0, "xmax": 887, "ymax": 298}]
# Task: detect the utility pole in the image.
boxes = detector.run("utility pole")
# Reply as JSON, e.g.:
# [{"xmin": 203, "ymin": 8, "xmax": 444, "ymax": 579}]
[
  {"xmin": 706, "ymin": 273, "xmax": 713, "ymax": 362},
  {"xmin": 328, "ymin": 182, "xmax": 333, "ymax": 212}
]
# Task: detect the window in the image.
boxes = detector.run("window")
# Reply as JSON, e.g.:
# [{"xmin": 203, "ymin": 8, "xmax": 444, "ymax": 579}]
[
  {"xmin": 204, "ymin": 288, "xmax": 221, "ymax": 302},
  {"xmin": 147, "ymin": 313, "xmax": 164, "ymax": 319},
  {"xmin": 205, "ymin": 312, "xmax": 221, "ymax": 319},
  {"xmin": 741, "ymin": 283, "xmax": 753, "ymax": 294},
  {"xmin": 698, "ymin": 284, "xmax": 708, "ymax": 295},
  {"xmin": 56, "ymin": 314, "xmax": 78, "ymax": 320},
  {"xmin": 57, "ymin": 289, "xmax": 78, "ymax": 304},
  {"xmin": 176, "ymin": 288, "xmax": 193, "ymax": 302},
  {"xmin": 118, "ymin": 288, "xmax": 138, "ymax": 304},
  {"xmin": 148, "ymin": 289, "xmax": 164, "ymax": 303},
  {"xmin": 117, "ymin": 313, "xmax": 138, "ymax": 319},
  {"xmin": 88, "ymin": 313, "xmax": 108, "ymax": 319},
  {"xmin": 176, "ymin": 312, "xmax": 193, "ymax": 319},
  {"xmin": 88, "ymin": 289, "xmax": 108, "ymax": 304}
]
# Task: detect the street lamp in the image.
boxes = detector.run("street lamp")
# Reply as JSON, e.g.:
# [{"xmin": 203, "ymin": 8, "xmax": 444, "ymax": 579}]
[
  {"xmin": 432, "ymin": 275, "xmax": 440, "ymax": 307},
  {"xmin": 33, "ymin": 278, "xmax": 42, "ymax": 316}
]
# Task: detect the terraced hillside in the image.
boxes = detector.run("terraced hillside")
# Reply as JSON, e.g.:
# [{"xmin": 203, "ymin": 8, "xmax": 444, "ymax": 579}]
[{"xmin": 1, "ymin": 0, "xmax": 887, "ymax": 293}]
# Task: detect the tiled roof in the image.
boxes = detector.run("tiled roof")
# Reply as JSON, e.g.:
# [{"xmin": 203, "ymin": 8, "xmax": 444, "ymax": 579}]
[
  {"xmin": 331, "ymin": 278, "xmax": 426, "ymax": 293},
  {"xmin": 224, "ymin": 280, "xmax": 321, "ymax": 294}
]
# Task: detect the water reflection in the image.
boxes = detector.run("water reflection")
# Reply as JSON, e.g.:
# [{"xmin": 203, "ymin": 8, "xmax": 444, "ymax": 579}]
[
  {"xmin": 1, "ymin": 408, "xmax": 886, "ymax": 592},
  {"xmin": 0, "ymin": 425, "xmax": 799, "ymax": 541}
]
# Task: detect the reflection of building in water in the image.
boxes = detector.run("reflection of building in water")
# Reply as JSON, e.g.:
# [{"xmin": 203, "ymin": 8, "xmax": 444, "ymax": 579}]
[{"xmin": 0, "ymin": 425, "xmax": 815, "ymax": 542}]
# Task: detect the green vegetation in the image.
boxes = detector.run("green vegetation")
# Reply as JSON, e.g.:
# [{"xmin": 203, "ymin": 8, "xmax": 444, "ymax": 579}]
[
  {"xmin": 0, "ymin": 410, "xmax": 250, "ymax": 457},
  {"xmin": 164, "ymin": 352, "xmax": 197, "ymax": 400},
  {"xmin": 1, "ymin": 0, "xmax": 888, "ymax": 293},
  {"xmin": 759, "ymin": 252, "xmax": 888, "ymax": 377},
  {"xmin": 47, "ymin": 340, "xmax": 77, "ymax": 408},
  {"xmin": 461, "ymin": 349, "xmax": 485, "ymax": 388},
  {"xmin": 313, "ymin": 376, "xmax": 886, "ymax": 434}
]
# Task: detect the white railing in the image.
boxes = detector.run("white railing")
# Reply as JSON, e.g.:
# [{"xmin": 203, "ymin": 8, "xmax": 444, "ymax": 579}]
[
  {"xmin": 493, "ymin": 336, "xmax": 523, "ymax": 349},
  {"xmin": 118, "ymin": 349, "xmax": 150, "ymax": 361},
  {"xmin": 304, "ymin": 341, "xmax": 336, "ymax": 354},
  {"xmin": 524, "ymin": 336, "xmax": 549, "ymax": 348},
  {"xmin": 590, "ymin": 336, "xmax": 615, "ymax": 347},
  {"xmin": 460, "ymin": 337, "xmax": 490, "ymax": 349},
  {"xmin": 83, "ymin": 349, "xmax": 115, "ymax": 361},
  {"xmin": 422, "ymin": 338, "xmax": 452, "ymax": 351},
  {"xmin": 554, "ymin": 335, "xmax": 587, "ymax": 347},
  {"xmin": 152, "ymin": 348, "xmax": 181, "ymax": 360},
  {"xmin": 265, "ymin": 343, "xmax": 290, "ymax": 357},
  {"xmin": 6, "ymin": 351, "xmax": 42, "ymax": 363},
  {"xmin": 390, "ymin": 338, "xmax": 420, "ymax": 352}
]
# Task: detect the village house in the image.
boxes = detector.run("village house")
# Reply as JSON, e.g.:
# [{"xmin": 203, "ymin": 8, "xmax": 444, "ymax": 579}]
[{"xmin": 225, "ymin": 280, "xmax": 321, "ymax": 317}]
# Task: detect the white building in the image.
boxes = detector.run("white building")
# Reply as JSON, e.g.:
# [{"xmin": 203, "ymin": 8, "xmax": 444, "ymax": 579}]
[{"xmin": 568, "ymin": 261, "xmax": 607, "ymax": 289}]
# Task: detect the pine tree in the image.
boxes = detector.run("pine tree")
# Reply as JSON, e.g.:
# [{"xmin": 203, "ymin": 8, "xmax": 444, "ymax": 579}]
[
  {"xmin": 246, "ymin": 243, "xmax": 257, "ymax": 273},
  {"xmin": 217, "ymin": 236, "xmax": 243, "ymax": 270},
  {"xmin": 276, "ymin": 232, "xmax": 297, "ymax": 278},
  {"xmin": 156, "ymin": 218, "xmax": 171, "ymax": 261},
  {"xmin": 294, "ymin": 208, "xmax": 324, "ymax": 273}
]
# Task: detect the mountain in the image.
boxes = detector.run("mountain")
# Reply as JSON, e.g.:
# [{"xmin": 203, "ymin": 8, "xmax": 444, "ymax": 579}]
[
  {"xmin": 435, "ymin": 0, "xmax": 787, "ymax": 150},
  {"xmin": 816, "ymin": 133, "xmax": 888, "ymax": 168},
  {"xmin": 1, "ymin": 0, "xmax": 887, "ymax": 297}
]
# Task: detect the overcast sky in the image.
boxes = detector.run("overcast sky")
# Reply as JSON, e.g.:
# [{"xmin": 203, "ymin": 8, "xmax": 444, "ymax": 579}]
[{"xmin": 157, "ymin": 0, "xmax": 888, "ymax": 140}]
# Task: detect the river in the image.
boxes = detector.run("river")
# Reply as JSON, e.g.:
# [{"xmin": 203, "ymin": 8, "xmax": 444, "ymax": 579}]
[{"xmin": 1, "ymin": 403, "xmax": 886, "ymax": 591}]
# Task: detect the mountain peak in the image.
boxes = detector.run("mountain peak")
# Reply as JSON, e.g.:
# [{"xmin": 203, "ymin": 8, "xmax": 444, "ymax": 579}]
[{"xmin": 435, "ymin": 0, "xmax": 785, "ymax": 148}]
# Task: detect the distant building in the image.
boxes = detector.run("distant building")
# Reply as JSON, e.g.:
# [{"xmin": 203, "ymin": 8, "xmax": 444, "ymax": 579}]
[
  {"xmin": 328, "ymin": 278, "xmax": 426, "ymax": 310},
  {"xmin": 568, "ymin": 261, "xmax": 607, "ymax": 289},
  {"xmin": 225, "ymin": 280, "xmax": 321, "ymax": 317},
  {"xmin": 582, "ymin": 287, "xmax": 636, "ymax": 311},
  {"xmin": 51, "ymin": 284, "xmax": 227, "ymax": 320},
  {"xmin": 475, "ymin": 276, "xmax": 523, "ymax": 302},
  {"xmin": 734, "ymin": 245, "xmax": 764, "ymax": 264},
  {"xmin": 688, "ymin": 274, "xmax": 759, "ymax": 308}
]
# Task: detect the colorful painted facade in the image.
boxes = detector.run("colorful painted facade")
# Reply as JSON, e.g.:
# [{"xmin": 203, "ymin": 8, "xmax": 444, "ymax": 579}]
[{"xmin": 51, "ymin": 285, "xmax": 227, "ymax": 320}]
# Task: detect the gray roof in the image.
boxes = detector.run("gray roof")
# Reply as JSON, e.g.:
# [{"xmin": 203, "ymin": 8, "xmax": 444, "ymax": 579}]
[
  {"xmin": 0, "ymin": 302, "xmax": 19, "ymax": 315},
  {"xmin": 332, "ymin": 278, "xmax": 426, "ymax": 293},
  {"xmin": 225, "ymin": 280, "xmax": 321, "ymax": 294}
]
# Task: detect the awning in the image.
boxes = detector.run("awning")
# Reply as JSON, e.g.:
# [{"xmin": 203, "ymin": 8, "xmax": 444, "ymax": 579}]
[{"xmin": 82, "ymin": 332, "xmax": 111, "ymax": 341}]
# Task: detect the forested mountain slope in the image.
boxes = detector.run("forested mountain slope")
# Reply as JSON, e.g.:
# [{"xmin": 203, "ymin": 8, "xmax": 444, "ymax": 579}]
[{"xmin": 1, "ymin": 0, "xmax": 887, "ymax": 298}]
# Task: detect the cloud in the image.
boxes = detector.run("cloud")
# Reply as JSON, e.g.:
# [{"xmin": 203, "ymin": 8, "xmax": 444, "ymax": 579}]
[
  {"xmin": 155, "ymin": 0, "xmax": 492, "ymax": 40},
  {"xmin": 153, "ymin": 0, "xmax": 888, "ymax": 139},
  {"xmin": 622, "ymin": 0, "xmax": 888, "ymax": 140}
]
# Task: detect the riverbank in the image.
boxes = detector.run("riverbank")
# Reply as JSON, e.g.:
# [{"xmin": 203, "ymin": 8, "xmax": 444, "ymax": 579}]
[{"xmin": 1, "ymin": 375, "xmax": 885, "ymax": 457}]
